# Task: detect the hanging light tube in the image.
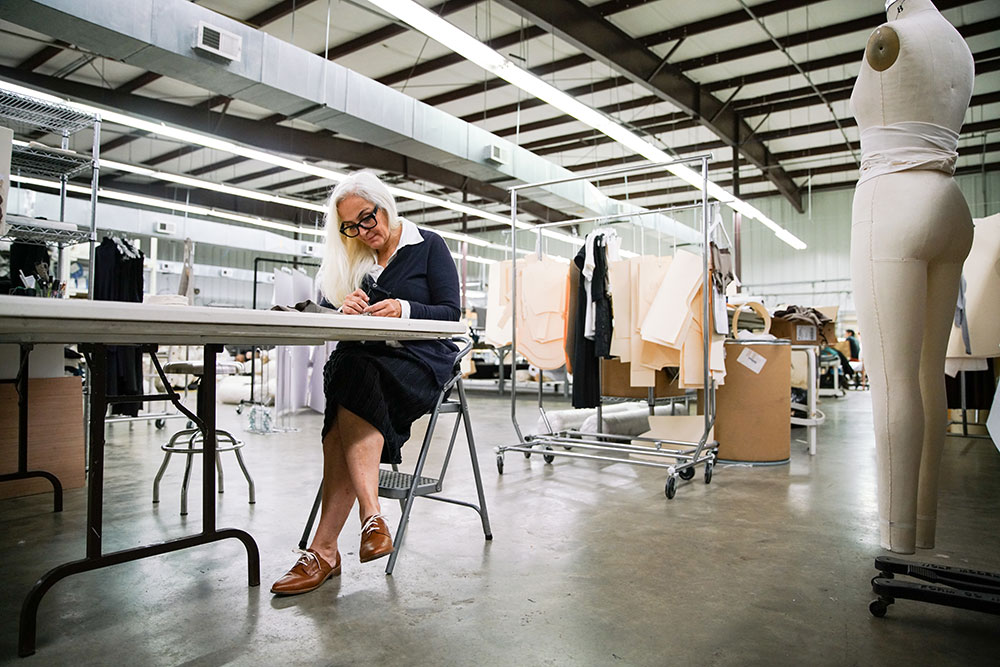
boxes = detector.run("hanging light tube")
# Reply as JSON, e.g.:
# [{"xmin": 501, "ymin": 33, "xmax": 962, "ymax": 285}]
[{"xmin": 365, "ymin": 0, "xmax": 807, "ymax": 250}]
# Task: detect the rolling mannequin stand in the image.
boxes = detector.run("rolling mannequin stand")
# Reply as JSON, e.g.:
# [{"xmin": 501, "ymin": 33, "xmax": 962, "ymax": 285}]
[{"xmin": 870, "ymin": 555, "xmax": 1000, "ymax": 617}]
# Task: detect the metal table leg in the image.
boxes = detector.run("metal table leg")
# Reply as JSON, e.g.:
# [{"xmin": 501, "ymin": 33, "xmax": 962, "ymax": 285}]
[{"xmin": 17, "ymin": 343, "xmax": 260, "ymax": 657}]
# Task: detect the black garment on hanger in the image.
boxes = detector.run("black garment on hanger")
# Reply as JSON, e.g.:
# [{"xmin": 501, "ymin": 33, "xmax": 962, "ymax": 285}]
[
  {"xmin": 571, "ymin": 235, "xmax": 614, "ymax": 408},
  {"xmin": 592, "ymin": 235, "xmax": 613, "ymax": 358},
  {"xmin": 94, "ymin": 237, "xmax": 145, "ymax": 416}
]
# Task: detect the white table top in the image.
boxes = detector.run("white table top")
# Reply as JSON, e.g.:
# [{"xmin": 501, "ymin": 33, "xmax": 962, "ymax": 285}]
[{"xmin": 0, "ymin": 295, "xmax": 466, "ymax": 346}]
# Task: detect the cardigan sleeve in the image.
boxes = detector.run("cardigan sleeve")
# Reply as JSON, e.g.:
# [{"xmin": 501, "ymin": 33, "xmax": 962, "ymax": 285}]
[{"xmin": 408, "ymin": 233, "xmax": 461, "ymax": 322}]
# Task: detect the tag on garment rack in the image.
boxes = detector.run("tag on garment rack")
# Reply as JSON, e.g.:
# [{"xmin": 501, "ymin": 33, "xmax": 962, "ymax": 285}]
[{"xmin": 736, "ymin": 347, "xmax": 767, "ymax": 374}]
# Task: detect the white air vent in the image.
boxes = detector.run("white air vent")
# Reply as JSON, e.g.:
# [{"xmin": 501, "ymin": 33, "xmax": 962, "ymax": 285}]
[
  {"xmin": 194, "ymin": 21, "xmax": 242, "ymax": 62},
  {"xmin": 484, "ymin": 143, "xmax": 509, "ymax": 165},
  {"xmin": 154, "ymin": 220, "xmax": 176, "ymax": 235}
]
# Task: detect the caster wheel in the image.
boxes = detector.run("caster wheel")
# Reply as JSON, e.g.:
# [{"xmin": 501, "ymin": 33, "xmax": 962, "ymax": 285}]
[
  {"xmin": 236, "ymin": 405, "xmax": 243, "ymax": 415},
  {"xmin": 679, "ymin": 467, "xmax": 695, "ymax": 481},
  {"xmin": 543, "ymin": 447, "xmax": 554, "ymax": 464},
  {"xmin": 704, "ymin": 461, "xmax": 714, "ymax": 484},
  {"xmin": 524, "ymin": 450, "xmax": 532, "ymax": 459},
  {"xmin": 562, "ymin": 445, "xmax": 573, "ymax": 451},
  {"xmin": 496, "ymin": 454, "xmax": 504, "ymax": 475},
  {"xmin": 186, "ymin": 420, "xmax": 194, "ymax": 429},
  {"xmin": 869, "ymin": 599, "xmax": 888, "ymax": 618},
  {"xmin": 665, "ymin": 476, "xmax": 677, "ymax": 499},
  {"xmin": 154, "ymin": 418, "xmax": 165, "ymax": 430}
]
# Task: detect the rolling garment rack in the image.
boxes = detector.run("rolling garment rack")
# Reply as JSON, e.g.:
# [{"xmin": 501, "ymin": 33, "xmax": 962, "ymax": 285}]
[{"xmin": 495, "ymin": 156, "xmax": 719, "ymax": 499}]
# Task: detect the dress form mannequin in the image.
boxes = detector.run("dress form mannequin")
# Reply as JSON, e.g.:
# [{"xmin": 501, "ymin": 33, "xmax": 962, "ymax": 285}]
[{"xmin": 850, "ymin": 0, "xmax": 974, "ymax": 554}]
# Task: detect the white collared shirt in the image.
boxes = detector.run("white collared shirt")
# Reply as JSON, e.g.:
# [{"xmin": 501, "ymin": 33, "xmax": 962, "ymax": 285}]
[{"xmin": 367, "ymin": 216, "xmax": 424, "ymax": 319}]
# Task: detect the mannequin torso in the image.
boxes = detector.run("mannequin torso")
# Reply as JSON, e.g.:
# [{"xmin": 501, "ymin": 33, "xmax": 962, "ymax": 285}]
[{"xmin": 851, "ymin": 0, "xmax": 973, "ymax": 131}]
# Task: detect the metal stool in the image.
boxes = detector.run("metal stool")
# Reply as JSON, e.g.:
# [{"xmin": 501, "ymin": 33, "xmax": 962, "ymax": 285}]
[
  {"xmin": 299, "ymin": 336, "xmax": 492, "ymax": 574},
  {"xmin": 153, "ymin": 360, "xmax": 256, "ymax": 515}
]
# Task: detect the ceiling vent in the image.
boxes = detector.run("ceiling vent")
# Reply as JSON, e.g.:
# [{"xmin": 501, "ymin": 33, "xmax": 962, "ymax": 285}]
[
  {"xmin": 154, "ymin": 220, "xmax": 177, "ymax": 235},
  {"xmin": 484, "ymin": 143, "xmax": 509, "ymax": 166},
  {"xmin": 194, "ymin": 21, "xmax": 242, "ymax": 62}
]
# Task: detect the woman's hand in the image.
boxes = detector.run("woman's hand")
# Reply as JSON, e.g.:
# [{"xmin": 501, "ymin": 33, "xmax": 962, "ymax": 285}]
[
  {"xmin": 364, "ymin": 298, "xmax": 402, "ymax": 318},
  {"xmin": 340, "ymin": 288, "xmax": 369, "ymax": 315}
]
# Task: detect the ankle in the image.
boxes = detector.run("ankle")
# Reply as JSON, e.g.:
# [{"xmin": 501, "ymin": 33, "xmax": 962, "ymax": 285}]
[{"xmin": 308, "ymin": 541, "xmax": 339, "ymax": 564}]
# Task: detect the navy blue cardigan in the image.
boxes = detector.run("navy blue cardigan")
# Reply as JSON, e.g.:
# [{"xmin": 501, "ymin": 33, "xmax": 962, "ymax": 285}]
[{"xmin": 344, "ymin": 228, "xmax": 461, "ymax": 386}]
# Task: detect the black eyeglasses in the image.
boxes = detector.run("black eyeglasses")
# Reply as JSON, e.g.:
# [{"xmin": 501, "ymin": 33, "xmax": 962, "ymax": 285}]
[{"xmin": 339, "ymin": 204, "xmax": 380, "ymax": 237}]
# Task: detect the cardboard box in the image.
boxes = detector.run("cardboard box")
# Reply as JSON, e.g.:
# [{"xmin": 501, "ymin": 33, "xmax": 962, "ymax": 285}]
[
  {"xmin": 601, "ymin": 358, "xmax": 686, "ymax": 399},
  {"xmin": 0, "ymin": 377, "xmax": 85, "ymax": 499},
  {"xmin": 769, "ymin": 318, "xmax": 837, "ymax": 346},
  {"xmin": 715, "ymin": 341, "xmax": 791, "ymax": 463}
]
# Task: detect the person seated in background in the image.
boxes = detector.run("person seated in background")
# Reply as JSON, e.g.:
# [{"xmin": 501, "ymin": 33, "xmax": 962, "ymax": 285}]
[
  {"xmin": 271, "ymin": 170, "xmax": 461, "ymax": 596},
  {"xmin": 845, "ymin": 329, "xmax": 861, "ymax": 361}
]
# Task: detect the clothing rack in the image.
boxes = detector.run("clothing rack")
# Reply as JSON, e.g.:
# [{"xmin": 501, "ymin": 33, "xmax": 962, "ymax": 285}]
[{"xmin": 495, "ymin": 156, "xmax": 720, "ymax": 499}]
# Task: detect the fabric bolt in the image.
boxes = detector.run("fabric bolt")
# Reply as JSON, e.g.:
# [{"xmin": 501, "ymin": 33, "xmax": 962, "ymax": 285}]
[
  {"xmin": 515, "ymin": 256, "xmax": 569, "ymax": 370},
  {"xmin": 857, "ymin": 121, "xmax": 959, "ymax": 186}
]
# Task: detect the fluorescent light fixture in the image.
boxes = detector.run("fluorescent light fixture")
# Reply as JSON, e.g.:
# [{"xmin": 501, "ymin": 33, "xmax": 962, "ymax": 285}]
[
  {"xmin": 10, "ymin": 174, "xmax": 323, "ymax": 237},
  {"xmin": 0, "ymin": 80, "xmax": 525, "ymax": 232},
  {"xmin": 366, "ymin": 0, "xmax": 807, "ymax": 250}
]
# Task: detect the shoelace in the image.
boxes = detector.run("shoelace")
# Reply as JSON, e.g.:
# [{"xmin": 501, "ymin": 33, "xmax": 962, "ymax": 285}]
[
  {"xmin": 292, "ymin": 548, "xmax": 319, "ymax": 568},
  {"xmin": 362, "ymin": 514, "xmax": 386, "ymax": 535}
]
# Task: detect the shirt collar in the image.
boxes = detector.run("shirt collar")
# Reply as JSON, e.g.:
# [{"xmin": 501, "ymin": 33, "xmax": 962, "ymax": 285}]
[
  {"xmin": 396, "ymin": 216, "xmax": 424, "ymax": 252},
  {"xmin": 370, "ymin": 217, "xmax": 424, "ymax": 277}
]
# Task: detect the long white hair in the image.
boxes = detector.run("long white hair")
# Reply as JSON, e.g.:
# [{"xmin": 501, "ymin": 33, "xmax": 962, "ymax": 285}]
[{"xmin": 318, "ymin": 171, "xmax": 400, "ymax": 305}]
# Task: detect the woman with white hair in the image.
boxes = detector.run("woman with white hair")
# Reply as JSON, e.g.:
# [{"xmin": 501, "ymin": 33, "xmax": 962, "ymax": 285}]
[{"xmin": 272, "ymin": 171, "xmax": 461, "ymax": 595}]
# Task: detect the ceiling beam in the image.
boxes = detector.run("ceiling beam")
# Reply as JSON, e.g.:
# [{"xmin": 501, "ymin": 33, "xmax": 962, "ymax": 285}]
[
  {"xmin": 440, "ymin": 4, "xmax": 992, "ymax": 127},
  {"xmin": 0, "ymin": 66, "xmax": 570, "ymax": 224},
  {"xmin": 494, "ymin": 0, "xmax": 804, "ymax": 212},
  {"xmin": 379, "ymin": 0, "xmax": 643, "ymax": 92},
  {"xmin": 16, "ymin": 40, "xmax": 69, "ymax": 71},
  {"xmin": 674, "ymin": 2, "xmax": 991, "ymax": 73},
  {"xmin": 323, "ymin": 0, "xmax": 478, "ymax": 61}
]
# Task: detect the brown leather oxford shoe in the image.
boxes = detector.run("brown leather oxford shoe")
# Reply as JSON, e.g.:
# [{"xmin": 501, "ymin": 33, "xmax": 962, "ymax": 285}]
[
  {"xmin": 359, "ymin": 514, "xmax": 394, "ymax": 563},
  {"xmin": 271, "ymin": 549, "xmax": 341, "ymax": 595}
]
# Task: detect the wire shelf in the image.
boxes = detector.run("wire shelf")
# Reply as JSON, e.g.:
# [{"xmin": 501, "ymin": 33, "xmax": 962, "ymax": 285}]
[
  {"xmin": 1, "ymin": 214, "xmax": 90, "ymax": 246},
  {"xmin": 12, "ymin": 144, "xmax": 92, "ymax": 179},
  {"xmin": 0, "ymin": 89, "xmax": 97, "ymax": 136}
]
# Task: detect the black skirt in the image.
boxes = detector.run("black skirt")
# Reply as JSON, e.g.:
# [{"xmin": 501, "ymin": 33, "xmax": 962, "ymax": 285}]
[{"xmin": 322, "ymin": 343, "xmax": 442, "ymax": 464}]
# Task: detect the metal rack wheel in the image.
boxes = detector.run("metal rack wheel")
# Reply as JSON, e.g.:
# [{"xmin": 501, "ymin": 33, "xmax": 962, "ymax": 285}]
[
  {"xmin": 154, "ymin": 418, "xmax": 166, "ymax": 430},
  {"xmin": 704, "ymin": 461, "xmax": 714, "ymax": 484},
  {"xmin": 496, "ymin": 454, "xmax": 504, "ymax": 475},
  {"xmin": 679, "ymin": 467, "xmax": 695, "ymax": 481},
  {"xmin": 543, "ymin": 447, "xmax": 555, "ymax": 464},
  {"xmin": 869, "ymin": 598, "xmax": 890, "ymax": 618},
  {"xmin": 524, "ymin": 449, "xmax": 532, "ymax": 459},
  {"xmin": 665, "ymin": 476, "xmax": 677, "ymax": 499}
]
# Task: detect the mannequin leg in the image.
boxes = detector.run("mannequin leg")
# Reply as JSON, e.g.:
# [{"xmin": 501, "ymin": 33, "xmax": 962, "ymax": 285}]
[
  {"xmin": 852, "ymin": 221, "xmax": 927, "ymax": 554},
  {"xmin": 915, "ymin": 260, "xmax": 967, "ymax": 548}
]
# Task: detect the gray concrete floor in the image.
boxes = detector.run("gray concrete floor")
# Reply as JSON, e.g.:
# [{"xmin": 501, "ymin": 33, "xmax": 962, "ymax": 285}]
[{"xmin": 2, "ymin": 389, "xmax": 999, "ymax": 665}]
